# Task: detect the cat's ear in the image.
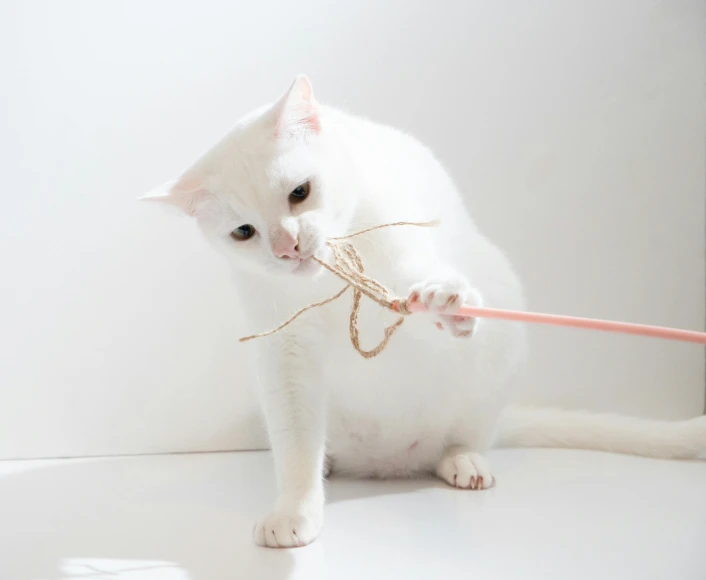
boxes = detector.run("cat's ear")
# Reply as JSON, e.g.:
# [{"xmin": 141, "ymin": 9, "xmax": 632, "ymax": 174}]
[
  {"xmin": 138, "ymin": 174, "xmax": 208, "ymax": 217},
  {"xmin": 272, "ymin": 74, "xmax": 320, "ymax": 138}
]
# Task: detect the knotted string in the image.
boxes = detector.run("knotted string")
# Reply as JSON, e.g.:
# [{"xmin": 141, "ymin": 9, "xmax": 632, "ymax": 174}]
[{"xmin": 239, "ymin": 220, "xmax": 439, "ymax": 358}]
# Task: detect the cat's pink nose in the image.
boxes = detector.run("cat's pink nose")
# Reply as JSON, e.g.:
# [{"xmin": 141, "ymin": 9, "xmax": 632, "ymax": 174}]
[{"xmin": 272, "ymin": 232, "xmax": 300, "ymax": 259}]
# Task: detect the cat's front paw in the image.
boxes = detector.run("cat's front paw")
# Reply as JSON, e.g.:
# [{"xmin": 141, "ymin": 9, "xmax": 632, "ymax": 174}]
[
  {"xmin": 407, "ymin": 276, "xmax": 482, "ymax": 338},
  {"xmin": 253, "ymin": 495, "xmax": 323, "ymax": 548}
]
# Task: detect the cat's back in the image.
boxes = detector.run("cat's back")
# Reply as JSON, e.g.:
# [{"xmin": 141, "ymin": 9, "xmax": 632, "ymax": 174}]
[
  {"xmin": 324, "ymin": 107, "xmax": 434, "ymax": 166},
  {"xmin": 322, "ymin": 107, "xmax": 467, "ymax": 218},
  {"xmin": 325, "ymin": 108, "xmax": 445, "ymax": 179}
]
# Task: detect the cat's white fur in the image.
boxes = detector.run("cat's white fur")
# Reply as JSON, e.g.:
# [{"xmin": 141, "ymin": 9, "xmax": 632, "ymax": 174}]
[{"xmin": 143, "ymin": 76, "xmax": 706, "ymax": 548}]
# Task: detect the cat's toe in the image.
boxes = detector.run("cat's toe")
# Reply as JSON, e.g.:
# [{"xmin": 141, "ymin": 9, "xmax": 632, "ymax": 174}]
[
  {"xmin": 436, "ymin": 448, "xmax": 494, "ymax": 490},
  {"xmin": 408, "ymin": 278, "xmax": 482, "ymax": 338},
  {"xmin": 410, "ymin": 277, "xmax": 466, "ymax": 312},
  {"xmin": 439, "ymin": 311, "xmax": 479, "ymax": 338},
  {"xmin": 253, "ymin": 510, "xmax": 321, "ymax": 548}
]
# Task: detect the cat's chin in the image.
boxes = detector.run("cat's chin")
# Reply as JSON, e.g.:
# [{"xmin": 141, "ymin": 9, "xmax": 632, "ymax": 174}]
[
  {"xmin": 261, "ymin": 256, "xmax": 325, "ymax": 278},
  {"xmin": 292, "ymin": 258, "xmax": 323, "ymax": 277}
]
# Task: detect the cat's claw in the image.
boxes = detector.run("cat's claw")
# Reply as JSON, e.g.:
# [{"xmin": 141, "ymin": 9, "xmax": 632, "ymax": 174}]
[
  {"xmin": 253, "ymin": 509, "xmax": 322, "ymax": 548},
  {"xmin": 436, "ymin": 447, "xmax": 494, "ymax": 490},
  {"xmin": 253, "ymin": 495, "xmax": 323, "ymax": 548},
  {"xmin": 408, "ymin": 276, "xmax": 482, "ymax": 338}
]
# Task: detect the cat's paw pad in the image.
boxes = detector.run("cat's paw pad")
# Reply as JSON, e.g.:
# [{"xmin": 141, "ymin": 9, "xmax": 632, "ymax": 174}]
[
  {"xmin": 436, "ymin": 449, "xmax": 494, "ymax": 490},
  {"xmin": 407, "ymin": 277, "xmax": 482, "ymax": 338},
  {"xmin": 253, "ymin": 500, "xmax": 323, "ymax": 548}
]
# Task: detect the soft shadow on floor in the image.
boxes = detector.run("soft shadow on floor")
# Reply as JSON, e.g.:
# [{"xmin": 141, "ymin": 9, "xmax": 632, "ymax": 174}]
[
  {"xmin": 325, "ymin": 474, "xmax": 445, "ymax": 504},
  {"xmin": 3, "ymin": 449, "xmax": 706, "ymax": 580},
  {"xmin": 0, "ymin": 453, "xmax": 296, "ymax": 580},
  {"xmin": 0, "ymin": 450, "xmax": 460, "ymax": 580}
]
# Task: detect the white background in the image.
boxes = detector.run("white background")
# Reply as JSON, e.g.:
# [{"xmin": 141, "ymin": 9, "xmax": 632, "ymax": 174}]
[{"xmin": 0, "ymin": 0, "xmax": 703, "ymax": 459}]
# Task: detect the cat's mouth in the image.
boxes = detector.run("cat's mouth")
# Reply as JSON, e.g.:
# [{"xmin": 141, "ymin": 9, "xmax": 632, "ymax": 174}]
[
  {"xmin": 287, "ymin": 244, "xmax": 331, "ymax": 276},
  {"xmin": 273, "ymin": 239, "xmax": 329, "ymax": 277}
]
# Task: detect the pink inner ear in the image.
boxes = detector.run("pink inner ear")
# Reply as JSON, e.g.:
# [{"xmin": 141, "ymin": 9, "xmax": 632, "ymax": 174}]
[
  {"xmin": 274, "ymin": 75, "xmax": 320, "ymax": 138},
  {"xmin": 175, "ymin": 187, "xmax": 207, "ymax": 217},
  {"xmin": 140, "ymin": 177, "xmax": 208, "ymax": 217},
  {"xmin": 276, "ymin": 108, "xmax": 320, "ymax": 137},
  {"xmin": 171, "ymin": 178, "xmax": 208, "ymax": 216}
]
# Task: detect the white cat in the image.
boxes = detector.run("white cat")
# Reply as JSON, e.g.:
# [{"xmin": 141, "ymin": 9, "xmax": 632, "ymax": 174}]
[{"xmin": 143, "ymin": 75, "xmax": 706, "ymax": 548}]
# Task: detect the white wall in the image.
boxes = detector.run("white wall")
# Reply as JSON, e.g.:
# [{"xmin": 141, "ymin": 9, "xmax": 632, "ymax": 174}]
[{"xmin": 1, "ymin": 0, "xmax": 703, "ymax": 459}]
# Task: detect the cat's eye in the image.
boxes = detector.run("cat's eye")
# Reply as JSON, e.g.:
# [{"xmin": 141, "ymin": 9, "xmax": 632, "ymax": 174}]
[
  {"xmin": 230, "ymin": 224, "xmax": 256, "ymax": 241},
  {"xmin": 289, "ymin": 181, "xmax": 310, "ymax": 204}
]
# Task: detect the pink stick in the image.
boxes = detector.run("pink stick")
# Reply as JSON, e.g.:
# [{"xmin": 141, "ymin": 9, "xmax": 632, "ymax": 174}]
[{"xmin": 392, "ymin": 301, "xmax": 706, "ymax": 345}]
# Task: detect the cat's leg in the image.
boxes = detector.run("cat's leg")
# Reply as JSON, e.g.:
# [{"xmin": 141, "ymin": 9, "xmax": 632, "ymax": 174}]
[
  {"xmin": 436, "ymin": 397, "xmax": 505, "ymax": 490},
  {"xmin": 376, "ymin": 224, "xmax": 483, "ymax": 339},
  {"xmin": 253, "ymin": 335, "xmax": 327, "ymax": 548},
  {"xmin": 404, "ymin": 269, "xmax": 494, "ymax": 487}
]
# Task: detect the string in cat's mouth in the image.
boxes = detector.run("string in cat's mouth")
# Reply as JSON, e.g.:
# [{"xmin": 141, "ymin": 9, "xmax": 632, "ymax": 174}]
[{"xmin": 244, "ymin": 220, "xmax": 441, "ymax": 357}]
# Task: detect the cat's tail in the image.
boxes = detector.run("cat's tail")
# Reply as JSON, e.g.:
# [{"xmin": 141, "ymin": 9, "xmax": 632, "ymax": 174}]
[{"xmin": 495, "ymin": 406, "xmax": 706, "ymax": 459}]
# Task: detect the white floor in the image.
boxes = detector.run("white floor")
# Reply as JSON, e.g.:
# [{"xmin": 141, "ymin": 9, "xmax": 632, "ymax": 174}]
[{"xmin": 1, "ymin": 449, "xmax": 704, "ymax": 580}]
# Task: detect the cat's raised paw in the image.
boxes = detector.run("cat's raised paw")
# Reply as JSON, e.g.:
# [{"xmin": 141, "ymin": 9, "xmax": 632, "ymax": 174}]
[
  {"xmin": 436, "ymin": 447, "xmax": 494, "ymax": 490},
  {"xmin": 407, "ymin": 276, "xmax": 482, "ymax": 338},
  {"xmin": 253, "ymin": 510, "xmax": 321, "ymax": 548}
]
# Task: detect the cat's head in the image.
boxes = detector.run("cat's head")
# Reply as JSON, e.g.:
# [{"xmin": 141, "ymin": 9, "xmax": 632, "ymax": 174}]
[{"xmin": 142, "ymin": 75, "xmax": 357, "ymax": 277}]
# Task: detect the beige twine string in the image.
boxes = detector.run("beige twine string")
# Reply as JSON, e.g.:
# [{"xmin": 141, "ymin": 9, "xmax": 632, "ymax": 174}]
[{"xmin": 239, "ymin": 220, "xmax": 439, "ymax": 358}]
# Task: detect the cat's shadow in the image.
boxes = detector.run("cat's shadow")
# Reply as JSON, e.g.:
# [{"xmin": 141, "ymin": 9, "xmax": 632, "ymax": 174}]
[
  {"xmin": 325, "ymin": 473, "xmax": 443, "ymax": 504},
  {"xmin": 0, "ymin": 453, "xmax": 450, "ymax": 580}
]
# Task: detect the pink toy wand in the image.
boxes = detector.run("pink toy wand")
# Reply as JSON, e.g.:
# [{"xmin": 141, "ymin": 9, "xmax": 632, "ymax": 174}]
[
  {"xmin": 240, "ymin": 220, "xmax": 706, "ymax": 356},
  {"xmin": 392, "ymin": 300, "xmax": 706, "ymax": 345}
]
